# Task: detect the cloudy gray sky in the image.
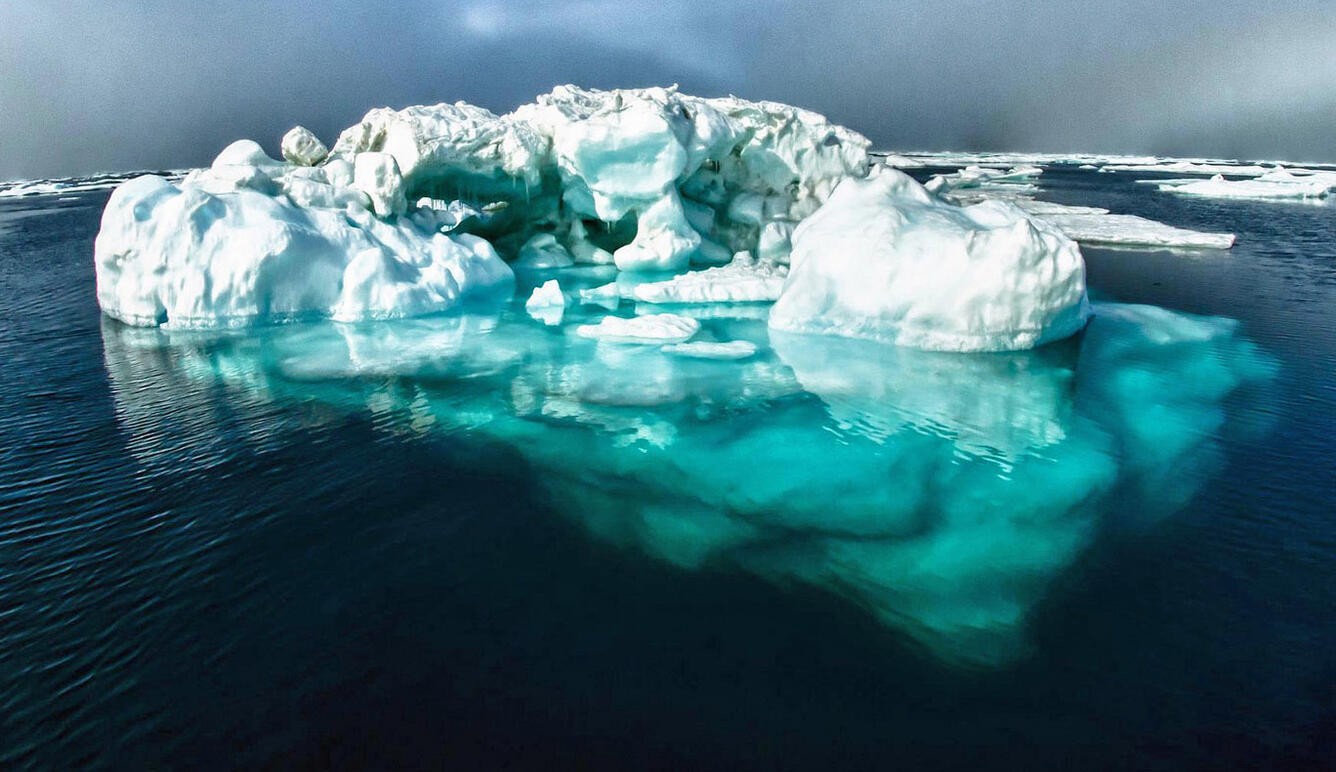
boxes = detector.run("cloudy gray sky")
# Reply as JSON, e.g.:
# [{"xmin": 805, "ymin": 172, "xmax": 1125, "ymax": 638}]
[{"xmin": 2, "ymin": 0, "xmax": 1335, "ymax": 179}]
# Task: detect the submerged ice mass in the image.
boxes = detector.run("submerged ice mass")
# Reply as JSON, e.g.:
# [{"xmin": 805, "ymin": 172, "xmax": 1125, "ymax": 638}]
[{"xmin": 101, "ymin": 295, "xmax": 1276, "ymax": 666}]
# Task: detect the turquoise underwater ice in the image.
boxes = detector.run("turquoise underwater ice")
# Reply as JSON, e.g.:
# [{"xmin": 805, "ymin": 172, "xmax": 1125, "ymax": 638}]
[{"xmin": 100, "ymin": 297, "xmax": 1275, "ymax": 667}]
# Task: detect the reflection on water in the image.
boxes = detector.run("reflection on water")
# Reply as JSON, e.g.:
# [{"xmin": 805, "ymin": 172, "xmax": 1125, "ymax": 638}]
[{"xmin": 101, "ymin": 301, "xmax": 1275, "ymax": 666}]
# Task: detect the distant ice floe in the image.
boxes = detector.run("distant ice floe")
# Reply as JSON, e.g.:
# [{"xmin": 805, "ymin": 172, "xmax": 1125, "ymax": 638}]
[
  {"xmin": 924, "ymin": 164, "xmax": 1043, "ymax": 193},
  {"xmin": 921, "ymin": 160, "xmax": 1238, "ymax": 249},
  {"xmin": 1021, "ymin": 206, "xmax": 1236, "ymax": 249},
  {"xmin": 1155, "ymin": 170, "xmax": 1336, "ymax": 201},
  {"xmin": 0, "ymin": 169, "xmax": 191, "ymax": 199},
  {"xmin": 881, "ymin": 150, "xmax": 1336, "ymax": 181}
]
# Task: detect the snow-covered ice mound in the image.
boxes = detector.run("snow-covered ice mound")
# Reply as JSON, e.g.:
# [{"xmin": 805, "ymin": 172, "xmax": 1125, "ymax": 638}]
[
  {"xmin": 95, "ymin": 167, "xmax": 514, "ymax": 328},
  {"xmin": 770, "ymin": 168, "xmax": 1091, "ymax": 352}
]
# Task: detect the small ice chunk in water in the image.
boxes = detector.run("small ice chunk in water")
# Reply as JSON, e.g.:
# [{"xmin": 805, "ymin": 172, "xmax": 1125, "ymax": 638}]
[
  {"xmin": 525, "ymin": 279, "xmax": 567, "ymax": 325},
  {"xmin": 660, "ymin": 340, "xmax": 758, "ymax": 360},
  {"xmin": 577, "ymin": 281, "xmax": 623, "ymax": 310},
  {"xmin": 575, "ymin": 313, "xmax": 699, "ymax": 344},
  {"xmin": 632, "ymin": 252, "xmax": 787, "ymax": 304}
]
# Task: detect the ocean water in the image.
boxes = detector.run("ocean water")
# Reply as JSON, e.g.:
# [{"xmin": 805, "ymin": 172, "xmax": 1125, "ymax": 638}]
[{"xmin": 2, "ymin": 168, "xmax": 1335, "ymax": 770}]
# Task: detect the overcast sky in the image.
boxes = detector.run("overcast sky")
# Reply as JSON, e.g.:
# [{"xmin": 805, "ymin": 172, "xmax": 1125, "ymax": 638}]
[{"xmin": 2, "ymin": 0, "xmax": 1335, "ymax": 179}]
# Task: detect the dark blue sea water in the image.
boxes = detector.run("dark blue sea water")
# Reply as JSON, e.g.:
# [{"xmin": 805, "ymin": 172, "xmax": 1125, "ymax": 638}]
[{"xmin": 2, "ymin": 168, "xmax": 1335, "ymax": 770}]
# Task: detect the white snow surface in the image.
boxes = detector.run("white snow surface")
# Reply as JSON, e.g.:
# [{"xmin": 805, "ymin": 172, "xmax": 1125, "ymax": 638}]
[
  {"xmin": 1157, "ymin": 171, "xmax": 1335, "ymax": 200},
  {"xmin": 1038, "ymin": 212, "xmax": 1236, "ymax": 249},
  {"xmin": 770, "ymin": 169, "xmax": 1091, "ymax": 352},
  {"xmin": 575, "ymin": 313, "xmax": 700, "ymax": 344},
  {"xmin": 524, "ymin": 279, "xmax": 567, "ymax": 325}
]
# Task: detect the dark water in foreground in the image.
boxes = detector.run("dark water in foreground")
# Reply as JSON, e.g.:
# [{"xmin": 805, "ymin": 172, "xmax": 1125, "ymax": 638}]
[{"xmin": 2, "ymin": 169, "xmax": 1335, "ymax": 769}]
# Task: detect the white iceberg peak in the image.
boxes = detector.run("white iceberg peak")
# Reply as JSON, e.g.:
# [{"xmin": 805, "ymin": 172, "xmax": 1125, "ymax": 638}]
[{"xmin": 280, "ymin": 126, "xmax": 329, "ymax": 167}]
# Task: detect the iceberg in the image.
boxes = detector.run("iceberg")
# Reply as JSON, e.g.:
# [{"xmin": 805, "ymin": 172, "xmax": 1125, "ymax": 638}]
[
  {"xmin": 770, "ymin": 168, "xmax": 1090, "ymax": 352},
  {"xmin": 95, "ymin": 85, "xmax": 873, "ymax": 328}
]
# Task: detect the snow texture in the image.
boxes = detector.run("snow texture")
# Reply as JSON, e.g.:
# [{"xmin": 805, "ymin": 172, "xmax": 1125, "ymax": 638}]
[
  {"xmin": 575, "ymin": 313, "xmax": 700, "ymax": 344},
  {"xmin": 631, "ymin": 252, "xmax": 787, "ymax": 304},
  {"xmin": 770, "ymin": 168, "xmax": 1090, "ymax": 352}
]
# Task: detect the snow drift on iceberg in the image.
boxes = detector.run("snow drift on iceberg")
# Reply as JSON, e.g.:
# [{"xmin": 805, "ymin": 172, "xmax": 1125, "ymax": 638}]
[{"xmin": 769, "ymin": 168, "xmax": 1091, "ymax": 352}]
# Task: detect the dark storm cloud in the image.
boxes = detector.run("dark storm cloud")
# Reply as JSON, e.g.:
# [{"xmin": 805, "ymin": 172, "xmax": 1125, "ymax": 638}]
[{"xmin": 1, "ymin": 0, "xmax": 1334, "ymax": 179}]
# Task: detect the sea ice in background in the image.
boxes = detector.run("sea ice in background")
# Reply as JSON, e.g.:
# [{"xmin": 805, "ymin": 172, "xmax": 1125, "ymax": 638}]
[
  {"xmin": 770, "ymin": 168, "xmax": 1090, "ymax": 352},
  {"xmin": 937, "ymin": 183, "xmax": 1236, "ymax": 249},
  {"xmin": 1157, "ymin": 171, "xmax": 1336, "ymax": 200},
  {"xmin": 1103, "ymin": 160, "xmax": 1278, "ymax": 176},
  {"xmin": 1024, "ymin": 208, "xmax": 1236, "ymax": 249},
  {"xmin": 924, "ymin": 165, "xmax": 1042, "ymax": 194},
  {"xmin": 0, "ymin": 169, "xmax": 191, "ymax": 199},
  {"xmin": 870, "ymin": 152, "xmax": 927, "ymax": 168}
]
